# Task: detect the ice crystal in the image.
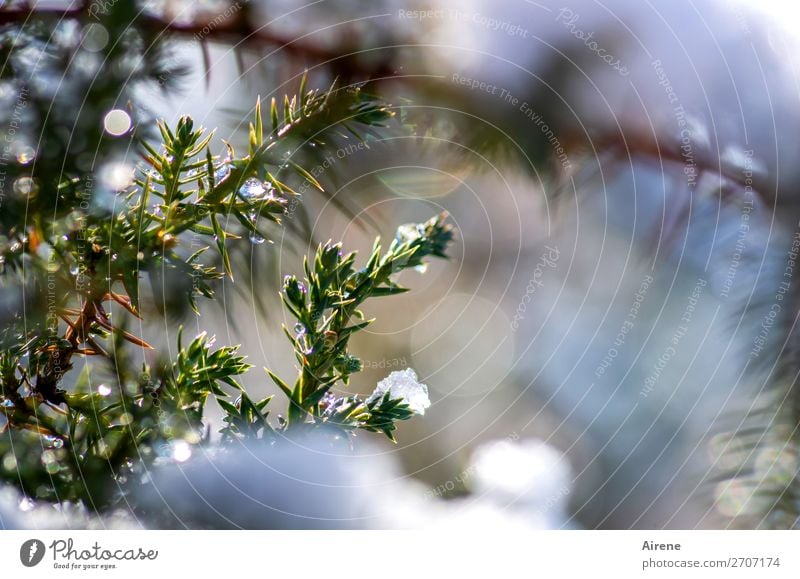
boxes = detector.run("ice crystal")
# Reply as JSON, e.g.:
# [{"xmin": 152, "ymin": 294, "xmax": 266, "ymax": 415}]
[{"xmin": 368, "ymin": 368, "xmax": 431, "ymax": 415}]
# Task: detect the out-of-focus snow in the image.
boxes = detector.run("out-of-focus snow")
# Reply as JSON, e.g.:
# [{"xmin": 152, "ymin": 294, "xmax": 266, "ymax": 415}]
[
  {"xmin": 0, "ymin": 485, "xmax": 138, "ymax": 530},
  {"xmin": 134, "ymin": 435, "xmax": 436, "ymax": 529},
  {"xmin": 470, "ymin": 438, "xmax": 571, "ymax": 507},
  {"xmin": 128, "ymin": 434, "xmax": 570, "ymax": 529},
  {"xmin": 428, "ymin": 438, "xmax": 573, "ymax": 531},
  {"xmin": 0, "ymin": 486, "xmax": 21, "ymax": 530}
]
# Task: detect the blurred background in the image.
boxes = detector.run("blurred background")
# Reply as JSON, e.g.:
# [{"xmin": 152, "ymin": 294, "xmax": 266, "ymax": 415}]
[{"xmin": 4, "ymin": 0, "xmax": 800, "ymax": 529}]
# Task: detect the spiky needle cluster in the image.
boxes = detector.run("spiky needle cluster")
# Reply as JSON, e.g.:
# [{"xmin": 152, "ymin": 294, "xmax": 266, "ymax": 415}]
[{"xmin": 0, "ymin": 76, "xmax": 452, "ymax": 508}]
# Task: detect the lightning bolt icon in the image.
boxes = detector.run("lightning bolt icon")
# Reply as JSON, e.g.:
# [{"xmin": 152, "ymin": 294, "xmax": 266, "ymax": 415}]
[{"xmin": 28, "ymin": 542, "xmax": 38, "ymax": 563}]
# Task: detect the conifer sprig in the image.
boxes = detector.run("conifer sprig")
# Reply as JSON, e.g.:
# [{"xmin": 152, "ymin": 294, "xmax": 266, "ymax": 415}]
[
  {"xmin": 266, "ymin": 213, "xmax": 454, "ymax": 435},
  {"xmin": 0, "ymin": 77, "xmax": 420, "ymax": 507}
]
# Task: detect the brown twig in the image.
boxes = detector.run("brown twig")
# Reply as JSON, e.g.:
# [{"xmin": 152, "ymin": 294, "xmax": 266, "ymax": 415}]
[
  {"xmin": 0, "ymin": 2, "xmax": 392, "ymax": 76},
  {"xmin": 34, "ymin": 298, "xmax": 97, "ymax": 404}
]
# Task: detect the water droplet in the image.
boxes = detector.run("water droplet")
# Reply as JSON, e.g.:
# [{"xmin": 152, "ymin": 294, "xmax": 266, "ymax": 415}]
[
  {"xmin": 249, "ymin": 232, "xmax": 265, "ymax": 245},
  {"xmin": 19, "ymin": 497, "xmax": 35, "ymax": 511},
  {"xmin": 1, "ymin": 399, "xmax": 14, "ymax": 407},
  {"xmin": 69, "ymin": 263, "xmax": 80, "ymax": 276},
  {"xmin": 2, "ymin": 453, "xmax": 17, "ymax": 471},
  {"xmin": 103, "ymin": 109, "xmax": 132, "ymax": 136},
  {"xmin": 16, "ymin": 146, "xmax": 36, "ymax": 164},
  {"xmin": 214, "ymin": 159, "xmax": 231, "ymax": 184},
  {"xmin": 294, "ymin": 322, "xmax": 305, "ymax": 335},
  {"xmin": 97, "ymin": 384, "xmax": 112, "ymax": 397},
  {"xmin": 171, "ymin": 441, "xmax": 192, "ymax": 463},
  {"xmin": 414, "ymin": 263, "xmax": 429, "ymax": 274},
  {"xmin": 13, "ymin": 177, "xmax": 36, "ymax": 197},
  {"xmin": 237, "ymin": 177, "xmax": 267, "ymax": 201},
  {"xmin": 81, "ymin": 23, "xmax": 109, "ymax": 52},
  {"xmin": 44, "ymin": 435, "xmax": 64, "ymax": 449}
]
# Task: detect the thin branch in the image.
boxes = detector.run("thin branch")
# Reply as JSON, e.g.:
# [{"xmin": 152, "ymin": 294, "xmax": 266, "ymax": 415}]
[{"xmin": 0, "ymin": 3, "xmax": 390, "ymax": 74}]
